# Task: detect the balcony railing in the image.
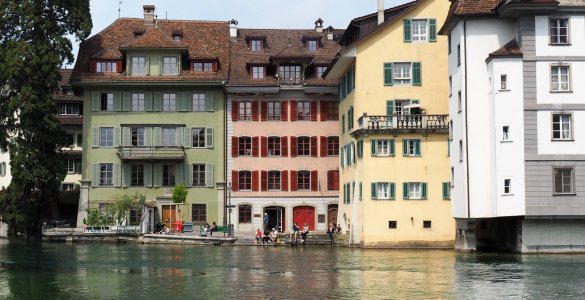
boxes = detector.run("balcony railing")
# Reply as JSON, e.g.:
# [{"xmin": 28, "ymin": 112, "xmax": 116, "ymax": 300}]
[
  {"xmin": 117, "ymin": 146, "xmax": 186, "ymax": 161},
  {"xmin": 278, "ymin": 77, "xmax": 305, "ymax": 88},
  {"xmin": 357, "ymin": 114, "xmax": 449, "ymax": 132}
]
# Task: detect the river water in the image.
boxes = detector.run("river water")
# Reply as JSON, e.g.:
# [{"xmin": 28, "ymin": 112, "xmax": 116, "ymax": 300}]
[{"xmin": 1, "ymin": 240, "xmax": 585, "ymax": 299}]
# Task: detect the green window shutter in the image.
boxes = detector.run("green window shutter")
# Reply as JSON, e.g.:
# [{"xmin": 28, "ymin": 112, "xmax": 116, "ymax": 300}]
[
  {"xmin": 347, "ymin": 184, "xmax": 351, "ymax": 204},
  {"xmin": 145, "ymin": 56, "xmax": 150, "ymax": 75},
  {"xmin": 151, "ymin": 92, "xmax": 160, "ymax": 112},
  {"xmin": 158, "ymin": 56, "xmax": 162, "ymax": 75},
  {"xmin": 91, "ymin": 164, "xmax": 98, "ymax": 187},
  {"xmin": 205, "ymin": 128, "xmax": 214, "ymax": 148},
  {"xmin": 144, "ymin": 127, "xmax": 152, "ymax": 146},
  {"xmin": 340, "ymin": 147, "xmax": 345, "ymax": 168},
  {"xmin": 371, "ymin": 140, "xmax": 377, "ymax": 156},
  {"xmin": 91, "ymin": 92, "xmax": 100, "ymax": 111},
  {"xmin": 153, "ymin": 163, "xmax": 162, "ymax": 187},
  {"xmin": 175, "ymin": 127, "xmax": 183, "ymax": 147},
  {"xmin": 205, "ymin": 92, "xmax": 214, "ymax": 112},
  {"xmin": 411, "ymin": 99, "xmax": 420, "ymax": 104},
  {"xmin": 403, "ymin": 139, "xmax": 408, "ymax": 156},
  {"xmin": 403, "ymin": 19, "xmax": 412, "ymax": 43},
  {"xmin": 175, "ymin": 163, "xmax": 184, "ymax": 185},
  {"xmin": 421, "ymin": 182, "xmax": 427, "ymax": 199},
  {"xmin": 185, "ymin": 164, "xmax": 193, "ymax": 188},
  {"xmin": 92, "ymin": 128, "xmax": 99, "ymax": 147},
  {"xmin": 144, "ymin": 164, "xmax": 152, "ymax": 187},
  {"xmin": 122, "ymin": 127, "xmax": 131, "ymax": 146},
  {"xmin": 384, "ymin": 63, "xmax": 393, "ymax": 86},
  {"xmin": 386, "ymin": 100, "xmax": 394, "ymax": 116},
  {"xmin": 429, "ymin": 19, "xmax": 437, "ymax": 42},
  {"xmin": 371, "ymin": 183, "xmax": 377, "ymax": 199},
  {"xmin": 206, "ymin": 164, "xmax": 214, "ymax": 187},
  {"xmin": 390, "ymin": 182, "xmax": 396, "ymax": 199},
  {"xmin": 113, "ymin": 164, "xmax": 121, "ymax": 187},
  {"xmin": 389, "ymin": 140, "xmax": 395, "ymax": 155},
  {"xmin": 357, "ymin": 140, "xmax": 363, "ymax": 158},
  {"xmin": 184, "ymin": 127, "xmax": 192, "ymax": 148},
  {"xmin": 442, "ymin": 182, "xmax": 449, "ymax": 200},
  {"xmin": 178, "ymin": 92, "xmax": 190, "ymax": 112},
  {"xmin": 176, "ymin": 56, "xmax": 181, "ymax": 75},
  {"xmin": 412, "ymin": 62, "xmax": 422, "ymax": 86},
  {"xmin": 113, "ymin": 127, "xmax": 121, "ymax": 147},
  {"xmin": 403, "ymin": 182, "xmax": 410, "ymax": 199},
  {"xmin": 359, "ymin": 182, "xmax": 362, "ymax": 200},
  {"xmin": 114, "ymin": 92, "xmax": 122, "ymax": 111},
  {"xmin": 127, "ymin": 56, "xmax": 132, "ymax": 75},
  {"xmin": 415, "ymin": 139, "xmax": 421, "ymax": 156},
  {"xmin": 153, "ymin": 127, "xmax": 162, "ymax": 146},
  {"xmin": 342, "ymin": 115, "xmax": 345, "ymax": 134},
  {"xmin": 122, "ymin": 164, "xmax": 130, "ymax": 188},
  {"xmin": 122, "ymin": 92, "xmax": 131, "ymax": 112}
]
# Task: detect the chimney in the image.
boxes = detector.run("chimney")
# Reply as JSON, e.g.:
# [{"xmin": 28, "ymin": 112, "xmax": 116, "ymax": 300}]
[
  {"xmin": 377, "ymin": 0, "xmax": 384, "ymax": 25},
  {"xmin": 315, "ymin": 18, "xmax": 324, "ymax": 33},
  {"xmin": 326, "ymin": 26, "xmax": 334, "ymax": 40},
  {"xmin": 229, "ymin": 19, "xmax": 238, "ymax": 38},
  {"xmin": 143, "ymin": 5, "xmax": 155, "ymax": 27}
]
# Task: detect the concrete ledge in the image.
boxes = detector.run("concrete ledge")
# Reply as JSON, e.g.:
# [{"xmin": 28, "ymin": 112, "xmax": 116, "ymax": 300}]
[
  {"xmin": 141, "ymin": 234, "xmax": 237, "ymax": 245},
  {"xmin": 361, "ymin": 240, "xmax": 455, "ymax": 249}
]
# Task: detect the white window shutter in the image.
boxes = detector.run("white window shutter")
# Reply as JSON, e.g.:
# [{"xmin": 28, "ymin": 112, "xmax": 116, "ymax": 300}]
[
  {"xmin": 175, "ymin": 127, "xmax": 183, "ymax": 147},
  {"xmin": 205, "ymin": 92, "xmax": 214, "ymax": 111},
  {"xmin": 91, "ymin": 92, "xmax": 100, "ymax": 111},
  {"xmin": 92, "ymin": 164, "xmax": 98, "ymax": 187},
  {"xmin": 122, "ymin": 127, "xmax": 131, "ymax": 146},
  {"xmin": 144, "ymin": 164, "xmax": 152, "ymax": 187},
  {"xmin": 153, "ymin": 163, "xmax": 162, "ymax": 187},
  {"xmin": 114, "ymin": 127, "xmax": 121, "ymax": 147},
  {"xmin": 113, "ymin": 164, "xmax": 121, "ymax": 187},
  {"xmin": 206, "ymin": 164, "xmax": 214, "ymax": 187},
  {"xmin": 92, "ymin": 128, "xmax": 99, "ymax": 147},
  {"xmin": 185, "ymin": 163, "xmax": 193, "ymax": 188},
  {"xmin": 184, "ymin": 127, "xmax": 192, "ymax": 148},
  {"xmin": 144, "ymin": 127, "xmax": 152, "ymax": 146},
  {"xmin": 206, "ymin": 128, "xmax": 214, "ymax": 148}
]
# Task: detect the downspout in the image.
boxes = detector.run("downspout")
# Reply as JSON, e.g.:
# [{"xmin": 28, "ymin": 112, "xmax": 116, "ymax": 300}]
[
  {"xmin": 223, "ymin": 83, "xmax": 228, "ymax": 227},
  {"xmin": 463, "ymin": 17, "xmax": 471, "ymax": 219}
]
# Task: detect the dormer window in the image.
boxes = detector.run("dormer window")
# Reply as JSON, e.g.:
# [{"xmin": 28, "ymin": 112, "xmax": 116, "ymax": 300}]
[
  {"xmin": 251, "ymin": 65, "xmax": 265, "ymax": 79},
  {"xmin": 173, "ymin": 34, "xmax": 181, "ymax": 41},
  {"xmin": 192, "ymin": 60, "xmax": 218, "ymax": 72},
  {"xmin": 250, "ymin": 40, "xmax": 263, "ymax": 52},
  {"xmin": 96, "ymin": 61, "xmax": 117, "ymax": 73},
  {"xmin": 307, "ymin": 40, "xmax": 318, "ymax": 52},
  {"xmin": 316, "ymin": 65, "xmax": 327, "ymax": 79},
  {"xmin": 133, "ymin": 30, "xmax": 144, "ymax": 38}
]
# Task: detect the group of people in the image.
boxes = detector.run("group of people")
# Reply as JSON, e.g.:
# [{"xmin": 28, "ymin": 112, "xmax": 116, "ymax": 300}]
[
  {"xmin": 291, "ymin": 222, "xmax": 310, "ymax": 243},
  {"xmin": 256, "ymin": 227, "xmax": 279, "ymax": 244},
  {"xmin": 327, "ymin": 223, "xmax": 343, "ymax": 245},
  {"xmin": 201, "ymin": 222, "xmax": 217, "ymax": 236}
]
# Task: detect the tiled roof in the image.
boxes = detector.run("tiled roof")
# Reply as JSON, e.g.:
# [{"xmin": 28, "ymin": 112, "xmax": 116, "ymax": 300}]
[
  {"xmin": 72, "ymin": 18, "xmax": 230, "ymax": 83},
  {"xmin": 439, "ymin": 0, "xmax": 503, "ymax": 34},
  {"xmin": 227, "ymin": 28, "xmax": 343, "ymax": 87},
  {"xmin": 55, "ymin": 69, "xmax": 83, "ymax": 102},
  {"xmin": 489, "ymin": 39, "xmax": 523, "ymax": 57}
]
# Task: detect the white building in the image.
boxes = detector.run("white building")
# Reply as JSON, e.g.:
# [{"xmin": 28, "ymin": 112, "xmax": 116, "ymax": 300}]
[
  {"xmin": 0, "ymin": 150, "xmax": 10, "ymax": 190},
  {"xmin": 440, "ymin": 0, "xmax": 585, "ymax": 252}
]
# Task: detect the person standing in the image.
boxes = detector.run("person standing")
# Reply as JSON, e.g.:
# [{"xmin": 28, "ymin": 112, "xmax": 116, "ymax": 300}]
[
  {"xmin": 327, "ymin": 223, "xmax": 335, "ymax": 245},
  {"xmin": 209, "ymin": 222, "xmax": 217, "ymax": 236},
  {"xmin": 263, "ymin": 213, "xmax": 270, "ymax": 231}
]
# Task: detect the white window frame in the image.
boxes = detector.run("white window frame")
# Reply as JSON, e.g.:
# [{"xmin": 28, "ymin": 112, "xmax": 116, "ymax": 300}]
[
  {"xmin": 554, "ymin": 167, "xmax": 574, "ymax": 195},
  {"xmin": 504, "ymin": 179, "xmax": 512, "ymax": 195},
  {"xmin": 192, "ymin": 127, "xmax": 206, "ymax": 148},
  {"xmin": 393, "ymin": 63, "xmax": 411, "ymax": 85},
  {"xmin": 163, "ymin": 93, "xmax": 176, "ymax": 112},
  {"xmin": 192, "ymin": 93, "xmax": 206, "ymax": 112},
  {"xmin": 131, "ymin": 93, "xmax": 145, "ymax": 111},
  {"xmin": 267, "ymin": 101, "xmax": 281, "ymax": 120},
  {"xmin": 376, "ymin": 140, "xmax": 390, "ymax": 156},
  {"xmin": 502, "ymin": 126, "xmax": 510, "ymax": 141},
  {"xmin": 500, "ymin": 74, "xmax": 508, "ymax": 90},
  {"xmin": 549, "ymin": 17, "xmax": 569, "ymax": 45},
  {"xmin": 377, "ymin": 183, "xmax": 390, "ymax": 199},
  {"xmin": 192, "ymin": 163, "xmax": 206, "ymax": 187},
  {"xmin": 411, "ymin": 19, "xmax": 428, "ymax": 42},
  {"xmin": 551, "ymin": 65, "xmax": 571, "ymax": 92},
  {"xmin": 131, "ymin": 56, "xmax": 146, "ymax": 76},
  {"xmin": 162, "ymin": 56, "xmax": 178, "ymax": 75},
  {"xmin": 252, "ymin": 66, "xmax": 264, "ymax": 79},
  {"xmin": 238, "ymin": 101, "xmax": 252, "ymax": 121},
  {"xmin": 552, "ymin": 113, "xmax": 572, "ymax": 140},
  {"xmin": 409, "ymin": 182, "xmax": 422, "ymax": 199},
  {"xmin": 100, "ymin": 127, "xmax": 114, "ymax": 147},
  {"xmin": 99, "ymin": 163, "xmax": 113, "ymax": 186}
]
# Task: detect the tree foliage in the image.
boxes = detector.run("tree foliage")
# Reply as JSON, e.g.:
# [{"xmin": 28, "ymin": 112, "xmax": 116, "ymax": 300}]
[
  {"xmin": 0, "ymin": 0, "xmax": 92, "ymax": 239},
  {"xmin": 172, "ymin": 184, "xmax": 188, "ymax": 204},
  {"xmin": 85, "ymin": 193, "xmax": 146, "ymax": 227}
]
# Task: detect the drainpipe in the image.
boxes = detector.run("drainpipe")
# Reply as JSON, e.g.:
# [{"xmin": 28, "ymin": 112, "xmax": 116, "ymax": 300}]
[
  {"xmin": 463, "ymin": 17, "xmax": 471, "ymax": 219},
  {"xmin": 223, "ymin": 84, "xmax": 228, "ymax": 227}
]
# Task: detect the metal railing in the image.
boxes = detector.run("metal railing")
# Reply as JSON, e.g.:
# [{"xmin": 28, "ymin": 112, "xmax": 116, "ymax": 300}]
[
  {"xmin": 358, "ymin": 114, "xmax": 449, "ymax": 130},
  {"xmin": 117, "ymin": 146, "xmax": 186, "ymax": 161}
]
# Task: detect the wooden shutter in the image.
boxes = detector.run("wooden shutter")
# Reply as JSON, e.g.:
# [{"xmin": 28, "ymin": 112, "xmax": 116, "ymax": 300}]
[
  {"xmin": 261, "ymin": 136, "xmax": 268, "ymax": 157},
  {"xmin": 252, "ymin": 171, "xmax": 259, "ymax": 192},
  {"xmin": 252, "ymin": 136, "xmax": 259, "ymax": 157},
  {"xmin": 116, "ymin": 61, "xmax": 122, "ymax": 73},
  {"xmin": 261, "ymin": 101, "xmax": 268, "ymax": 121},
  {"xmin": 281, "ymin": 101, "xmax": 288, "ymax": 121},
  {"xmin": 421, "ymin": 182, "xmax": 427, "ymax": 199},
  {"xmin": 386, "ymin": 100, "xmax": 394, "ymax": 116},
  {"xmin": 175, "ymin": 163, "xmax": 185, "ymax": 185},
  {"xmin": 415, "ymin": 139, "xmax": 421, "ymax": 156},
  {"xmin": 91, "ymin": 92, "xmax": 100, "ymax": 111},
  {"xmin": 384, "ymin": 63, "xmax": 393, "ymax": 86},
  {"xmin": 290, "ymin": 136, "xmax": 297, "ymax": 157},
  {"xmin": 252, "ymin": 101, "xmax": 259, "ymax": 121},
  {"xmin": 205, "ymin": 164, "xmax": 214, "ymax": 188},
  {"xmin": 281, "ymin": 136, "xmax": 288, "ymax": 157},
  {"xmin": 327, "ymin": 170, "xmax": 339, "ymax": 191},
  {"xmin": 429, "ymin": 19, "xmax": 437, "ymax": 42},
  {"xmin": 390, "ymin": 183, "xmax": 396, "ymax": 199},
  {"xmin": 92, "ymin": 128, "xmax": 99, "ymax": 147},
  {"xmin": 389, "ymin": 140, "xmax": 395, "ymax": 155},
  {"xmin": 310, "ymin": 136, "xmax": 318, "ymax": 157},
  {"xmin": 148, "ymin": 92, "xmax": 159, "ymax": 112},
  {"xmin": 310, "ymin": 101, "xmax": 318, "ymax": 121},
  {"xmin": 231, "ymin": 170, "xmax": 239, "ymax": 191},
  {"xmin": 260, "ymin": 171, "xmax": 268, "ymax": 191},
  {"xmin": 144, "ymin": 127, "xmax": 152, "ymax": 146},
  {"xmin": 290, "ymin": 170, "xmax": 298, "ymax": 191},
  {"xmin": 231, "ymin": 136, "xmax": 239, "ymax": 157},
  {"xmin": 113, "ymin": 128, "xmax": 121, "ymax": 147},
  {"xmin": 371, "ymin": 183, "xmax": 377, "ymax": 199},
  {"xmin": 403, "ymin": 139, "xmax": 409, "ymax": 156},
  {"xmin": 205, "ymin": 128, "xmax": 213, "ymax": 148},
  {"xmin": 403, "ymin": 182, "xmax": 410, "ymax": 199},
  {"xmin": 290, "ymin": 100, "xmax": 297, "ymax": 121},
  {"xmin": 205, "ymin": 92, "xmax": 214, "ymax": 111},
  {"xmin": 320, "ymin": 101, "xmax": 327, "ymax": 121},
  {"xmin": 403, "ymin": 19, "xmax": 412, "ymax": 42},
  {"xmin": 232, "ymin": 101, "xmax": 238, "ymax": 121},
  {"xmin": 114, "ymin": 92, "xmax": 122, "ymax": 111},
  {"xmin": 153, "ymin": 163, "xmax": 162, "ymax": 187},
  {"xmin": 442, "ymin": 182, "xmax": 450, "ymax": 200},
  {"xmin": 357, "ymin": 140, "xmax": 363, "ymax": 158},
  {"xmin": 320, "ymin": 136, "xmax": 327, "ymax": 157},
  {"xmin": 371, "ymin": 140, "xmax": 377, "ymax": 156},
  {"xmin": 122, "ymin": 127, "xmax": 131, "ymax": 146},
  {"xmin": 281, "ymin": 170, "xmax": 289, "ymax": 191},
  {"xmin": 113, "ymin": 164, "xmax": 121, "ymax": 187},
  {"xmin": 90, "ymin": 60, "xmax": 96, "ymax": 73},
  {"xmin": 91, "ymin": 164, "xmax": 98, "ymax": 187},
  {"xmin": 212, "ymin": 61, "xmax": 218, "ymax": 72},
  {"xmin": 412, "ymin": 62, "xmax": 422, "ymax": 86},
  {"xmin": 122, "ymin": 92, "xmax": 131, "ymax": 111},
  {"xmin": 311, "ymin": 170, "xmax": 318, "ymax": 191}
]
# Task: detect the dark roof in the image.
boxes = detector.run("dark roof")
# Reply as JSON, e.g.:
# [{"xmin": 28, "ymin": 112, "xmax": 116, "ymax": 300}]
[
  {"xmin": 55, "ymin": 69, "xmax": 83, "ymax": 102},
  {"xmin": 439, "ymin": 0, "xmax": 503, "ymax": 35},
  {"xmin": 227, "ymin": 28, "xmax": 343, "ymax": 87},
  {"xmin": 72, "ymin": 18, "xmax": 230, "ymax": 83},
  {"xmin": 486, "ymin": 39, "xmax": 523, "ymax": 62}
]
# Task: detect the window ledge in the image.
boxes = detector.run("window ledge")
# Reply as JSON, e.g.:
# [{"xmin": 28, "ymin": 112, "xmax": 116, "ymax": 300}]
[
  {"xmin": 549, "ymin": 43, "xmax": 572, "ymax": 46},
  {"xmin": 498, "ymin": 89, "xmax": 511, "ymax": 92},
  {"xmin": 550, "ymin": 90, "xmax": 573, "ymax": 94},
  {"xmin": 500, "ymin": 140, "xmax": 513, "ymax": 143},
  {"xmin": 551, "ymin": 139, "xmax": 574, "ymax": 142},
  {"xmin": 553, "ymin": 193, "xmax": 576, "ymax": 197},
  {"xmin": 502, "ymin": 193, "xmax": 514, "ymax": 197}
]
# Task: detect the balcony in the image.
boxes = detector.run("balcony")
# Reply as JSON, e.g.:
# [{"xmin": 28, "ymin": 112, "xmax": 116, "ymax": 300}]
[
  {"xmin": 354, "ymin": 114, "xmax": 449, "ymax": 137},
  {"xmin": 117, "ymin": 146, "xmax": 186, "ymax": 161},
  {"xmin": 277, "ymin": 76, "xmax": 305, "ymax": 89}
]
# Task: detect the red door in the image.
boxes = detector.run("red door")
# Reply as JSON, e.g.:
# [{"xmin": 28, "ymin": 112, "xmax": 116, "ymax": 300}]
[{"xmin": 293, "ymin": 206, "xmax": 315, "ymax": 231}]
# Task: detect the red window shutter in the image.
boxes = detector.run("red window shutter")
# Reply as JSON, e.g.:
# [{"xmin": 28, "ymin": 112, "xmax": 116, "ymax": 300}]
[
  {"xmin": 260, "ymin": 101, "xmax": 268, "ymax": 121},
  {"xmin": 311, "ymin": 136, "xmax": 318, "ymax": 157},
  {"xmin": 310, "ymin": 101, "xmax": 318, "ymax": 121},
  {"xmin": 232, "ymin": 170, "xmax": 239, "ymax": 191},
  {"xmin": 116, "ymin": 61, "xmax": 123, "ymax": 73},
  {"xmin": 290, "ymin": 136, "xmax": 297, "ymax": 158},
  {"xmin": 252, "ymin": 170, "xmax": 259, "ymax": 192},
  {"xmin": 90, "ymin": 60, "xmax": 96, "ymax": 73},
  {"xmin": 332, "ymin": 170, "xmax": 339, "ymax": 190},
  {"xmin": 311, "ymin": 170, "xmax": 318, "ymax": 191},
  {"xmin": 320, "ymin": 136, "xmax": 327, "ymax": 157},
  {"xmin": 231, "ymin": 136, "xmax": 239, "ymax": 157},
  {"xmin": 290, "ymin": 100, "xmax": 297, "ymax": 121},
  {"xmin": 290, "ymin": 170, "xmax": 298, "ymax": 191},
  {"xmin": 261, "ymin": 170, "xmax": 268, "ymax": 191},
  {"xmin": 281, "ymin": 136, "xmax": 288, "ymax": 157},
  {"xmin": 327, "ymin": 170, "xmax": 333, "ymax": 190},
  {"xmin": 320, "ymin": 101, "xmax": 327, "ymax": 121},
  {"xmin": 252, "ymin": 136, "xmax": 259, "ymax": 157},
  {"xmin": 281, "ymin": 170, "xmax": 289, "ymax": 191},
  {"xmin": 212, "ymin": 61, "xmax": 218, "ymax": 72},
  {"xmin": 261, "ymin": 136, "xmax": 268, "ymax": 157},
  {"xmin": 281, "ymin": 101, "xmax": 288, "ymax": 121},
  {"xmin": 232, "ymin": 101, "xmax": 239, "ymax": 122},
  {"xmin": 252, "ymin": 101, "xmax": 259, "ymax": 121}
]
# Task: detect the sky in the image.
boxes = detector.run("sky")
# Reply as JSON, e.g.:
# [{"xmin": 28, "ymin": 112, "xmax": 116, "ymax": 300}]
[{"xmin": 67, "ymin": 0, "xmax": 411, "ymax": 67}]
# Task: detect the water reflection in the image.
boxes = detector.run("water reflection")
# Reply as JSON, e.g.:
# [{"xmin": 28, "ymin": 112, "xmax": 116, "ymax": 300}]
[{"xmin": 0, "ymin": 240, "xmax": 584, "ymax": 299}]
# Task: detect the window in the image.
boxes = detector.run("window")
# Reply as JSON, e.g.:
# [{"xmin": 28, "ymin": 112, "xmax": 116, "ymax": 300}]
[
  {"xmin": 423, "ymin": 221, "xmax": 432, "ymax": 229},
  {"xmin": 61, "ymin": 183, "xmax": 76, "ymax": 191},
  {"xmin": 192, "ymin": 204, "xmax": 207, "ymax": 223},
  {"xmin": 65, "ymin": 158, "xmax": 76, "ymax": 173},
  {"xmin": 504, "ymin": 179, "xmax": 512, "ymax": 195},
  {"xmin": 267, "ymin": 101, "xmax": 281, "ymax": 120},
  {"xmin": 100, "ymin": 127, "xmax": 113, "ymax": 147},
  {"xmin": 403, "ymin": 182, "xmax": 427, "ymax": 200},
  {"xmin": 457, "ymin": 44, "xmax": 461, "ymax": 66},
  {"xmin": 193, "ymin": 61, "xmax": 215, "ymax": 72},
  {"xmin": 131, "ymin": 164, "xmax": 144, "ymax": 187},
  {"xmin": 162, "ymin": 128, "xmax": 176, "ymax": 146},
  {"xmin": 238, "ymin": 101, "xmax": 252, "ymax": 120},
  {"xmin": 404, "ymin": 18, "xmax": 436, "ymax": 42},
  {"xmin": 554, "ymin": 168, "xmax": 574, "ymax": 194},
  {"xmin": 297, "ymin": 171, "xmax": 311, "ymax": 191},
  {"xmin": 162, "ymin": 57, "xmax": 178, "ymax": 75},
  {"xmin": 502, "ymin": 126, "xmax": 510, "ymax": 141},
  {"xmin": 459, "ymin": 140, "xmax": 463, "ymax": 162},
  {"xmin": 449, "ymin": 76, "xmax": 452, "ymax": 96},
  {"xmin": 267, "ymin": 137, "xmax": 281, "ymax": 156},
  {"xmin": 552, "ymin": 114, "xmax": 572, "ymax": 140},
  {"xmin": 500, "ymin": 74, "xmax": 508, "ymax": 90},
  {"xmin": 128, "ymin": 209, "xmax": 141, "ymax": 226},
  {"xmin": 377, "ymin": 183, "xmax": 390, "ymax": 199},
  {"xmin": 327, "ymin": 137, "xmax": 339, "ymax": 156},
  {"xmin": 252, "ymin": 66, "xmax": 265, "ymax": 79},
  {"xmin": 410, "ymin": 183, "xmax": 422, "ymax": 199},
  {"xmin": 192, "ymin": 93, "xmax": 206, "ymax": 112},
  {"xmin": 550, "ymin": 18, "xmax": 569, "ymax": 45},
  {"xmin": 131, "ymin": 128, "xmax": 145, "ymax": 146},
  {"xmin": 457, "ymin": 91, "xmax": 462, "ymax": 113},
  {"xmin": 239, "ymin": 171, "xmax": 252, "ymax": 190},
  {"xmin": 388, "ymin": 221, "xmax": 397, "ymax": 229},
  {"xmin": 131, "ymin": 93, "xmax": 144, "ymax": 111},
  {"xmin": 326, "ymin": 102, "xmax": 338, "ymax": 120},
  {"xmin": 442, "ymin": 182, "xmax": 451, "ymax": 200},
  {"xmin": 412, "ymin": 19, "xmax": 428, "ymax": 41},
  {"xmin": 268, "ymin": 171, "xmax": 281, "ymax": 191},
  {"xmin": 307, "ymin": 40, "xmax": 318, "ymax": 52},
  {"xmin": 279, "ymin": 65, "xmax": 302, "ymax": 81},
  {"xmin": 162, "ymin": 164, "xmax": 176, "ymax": 187},
  {"xmin": 403, "ymin": 139, "xmax": 421, "ymax": 156},
  {"xmin": 96, "ymin": 61, "xmax": 117, "ymax": 73},
  {"xmin": 163, "ymin": 93, "xmax": 176, "ymax": 111},
  {"xmin": 192, "ymin": 128, "xmax": 206, "ymax": 148},
  {"xmin": 551, "ymin": 65, "xmax": 570, "ymax": 92},
  {"xmin": 99, "ymin": 163, "xmax": 113, "ymax": 186},
  {"xmin": 327, "ymin": 170, "xmax": 339, "ymax": 191},
  {"xmin": 58, "ymin": 103, "xmax": 80, "ymax": 116},
  {"xmin": 347, "ymin": 106, "xmax": 354, "ymax": 130},
  {"xmin": 239, "ymin": 204, "xmax": 252, "ymax": 223},
  {"xmin": 297, "ymin": 137, "xmax": 310, "ymax": 156},
  {"xmin": 393, "ymin": 63, "xmax": 411, "ymax": 85},
  {"xmin": 100, "ymin": 93, "xmax": 114, "ymax": 111},
  {"xmin": 67, "ymin": 133, "xmax": 75, "ymax": 147},
  {"xmin": 316, "ymin": 66, "xmax": 327, "ymax": 79},
  {"xmin": 297, "ymin": 101, "xmax": 310, "ymax": 121},
  {"xmin": 173, "ymin": 33, "xmax": 182, "ymax": 41},
  {"xmin": 193, "ymin": 164, "xmax": 206, "ymax": 187},
  {"xmin": 250, "ymin": 40, "xmax": 263, "ymax": 51},
  {"xmin": 239, "ymin": 137, "xmax": 252, "ymax": 156},
  {"xmin": 372, "ymin": 139, "xmax": 394, "ymax": 156},
  {"xmin": 131, "ymin": 56, "xmax": 146, "ymax": 75}
]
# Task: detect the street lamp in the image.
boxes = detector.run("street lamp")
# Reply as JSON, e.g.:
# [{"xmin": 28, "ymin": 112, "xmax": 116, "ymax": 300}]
[{"xmin": 226, "ymin": 182, "xmax": 234, "ymax": 237}]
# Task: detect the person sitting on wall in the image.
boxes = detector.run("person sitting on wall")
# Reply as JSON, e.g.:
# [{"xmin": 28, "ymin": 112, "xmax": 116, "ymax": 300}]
[
  {"xmin": 202, "ymin": 223, "xmax": 210, "ymax": 236},
  {"xmin": 262, "ymin": 230, "xmax": 271, "ymax": 244},
  {"xmin": 301, "ymin": 222, "xmax": 309, "ymax": 243},
  {"xmin": 291, "ymin": 222, "xmax": 300, "ymax": 241},
  {"xmin": 336, "ymin": 224, "xmax": 342, "ymax": 234},
  {"xmin": 209, "ymin": 222, "xmax": 217, "ymax": 236},
  {"xmin": 269, "ymin": 228, "xmax": 278, "ymax": 243}
]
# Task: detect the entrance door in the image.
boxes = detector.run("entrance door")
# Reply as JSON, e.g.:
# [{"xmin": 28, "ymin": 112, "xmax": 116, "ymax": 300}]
[
  {"xmin": 327, "ymin": 204, "xmax": 338, "ymax": 227},
  {"xmin": 293, "ymin": 206, "xmax": 315, "ymax": 231},
  {"xmin": 162, "ymin": 205, "xmax": 177, "ymax": 229},
  {"xmin": 264, "ymin": 206, "xmax": 285, "ymax": 232}
]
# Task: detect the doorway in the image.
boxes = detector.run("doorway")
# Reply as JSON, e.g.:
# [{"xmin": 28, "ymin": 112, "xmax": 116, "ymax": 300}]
[
  {"xmin": 293, "ymin": 206, "xmax": 316, "ymax": 231},
  {"xmin": 161, "ymin": 204, "xmax": 177, "ymax": 229},
  {"xmin": 264, "ymin": 206, "xmax": 285, "ymax": 232},
  {"xmin": 327, "ymin": 204, "xmax": 338, "ymax": 227}
]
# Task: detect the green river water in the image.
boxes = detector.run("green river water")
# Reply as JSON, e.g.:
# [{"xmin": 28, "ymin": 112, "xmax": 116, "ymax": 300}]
[{"xmin": 0, "ymin": 240, "xmax": 584, "ymax": 299}]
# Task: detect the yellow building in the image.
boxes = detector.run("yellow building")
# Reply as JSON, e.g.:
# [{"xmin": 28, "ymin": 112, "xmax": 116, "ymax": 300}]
[{"xmin": 326, "ymin": 0, "xmax": 453, "ymax": 247}]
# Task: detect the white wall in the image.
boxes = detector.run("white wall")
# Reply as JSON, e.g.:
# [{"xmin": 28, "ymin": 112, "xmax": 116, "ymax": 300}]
[
  {"xmin": 537, "ymin": 110, "xmax": 585, "ymax": 155},
  {"xmin": 536, "ymin": 61, "xmax": 585, "ymax": 104},
  {"xmin": 535, "ymin": 15, "xmax": 585, "ymax": 57},
  {"xmin": 0, "ymin": 150, "xmax": 11, "ymax": 190}
]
